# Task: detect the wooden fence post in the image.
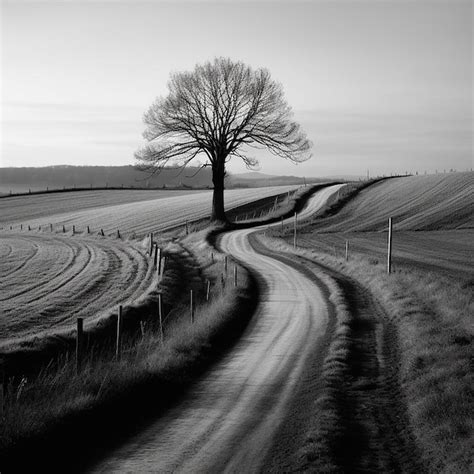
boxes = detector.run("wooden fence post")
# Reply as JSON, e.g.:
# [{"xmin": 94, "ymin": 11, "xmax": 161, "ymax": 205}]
[
  {"xmin": 345, "ymin": 240, "xmax": 349, "ymax": 261},
  {"xmin": 153, "ymin": 244, "xmax": 158, "ymax": 267},
  {"xmin": 293, "ymin": 212, "xmax": 297, "ymax": 249},
  {"xmin": 224, "ymin": 256, "xmax": 228, "ymax": 275},
  {"xmin": 117, "ymin": 229, "xmax": 121, "ymax": 239},
  {"xmin": 149, "ymin": 232, "xmax": 154, "ymax": 255},
  {"xmin": 76, "ymin": 318, "xmax": 84, "ymax": 374},
  {"xmin": 100, "ymin": 229, "xmax": 104, "ymax": 237},
  {"xmin": 387, "ymin": 217, "xmax": 393, "ymax": 274},
  {"xmin": 72, "ymin": 225, "xmax": 75, "ymax": 234},
  {"xmin": 206, "ymin": 280, "xmax": 210, "ymax": 301},
  {"xmin": 160, "ymin": 256, "xmax": 166, "ymax": 280},
  {"xmin": 20, "ymin": 224, "xmax": 22, "ymax": 230},
  {"xmin": 158, "ymin": 293, "xmax": 164, "ymax": 344},
  {"xmin": 185, "ymin": 220, "xmax": 189, "ymax": 235},
  {"xmin": 63, "ymin": 225, "xmax": 65, "ymax": 233},
  {"xmin": 234, "ymin": 265, "xmax": 238, "ymax": 287},
  {"xmin": 116, "ymin": 306, "xmax": 122, "ymax": 360},
  {"xmin": 50, "ymin": 223, "xmax": 53, "ymax": 232},
  {"xmin": 211, "ymin": 252, "xmax": 214, "ymax": 263},
  {"xmin": 190, "ymin": 290, "xmax": 194, "ymax": 323},
  {"xmin": 87, "ymin": 225, "xmax": 90, "ymax": 234},
  {"xmin": 157, "ymin": 248, "xmax": 162, "ymax": 276},
  {"xmin": 28, "ymin": 225, "xmax": 30, "ymax": 231}
]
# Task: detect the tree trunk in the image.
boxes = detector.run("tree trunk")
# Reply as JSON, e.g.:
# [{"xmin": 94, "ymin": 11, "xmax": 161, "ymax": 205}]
[{"xmin": 211, "ymin": 158, "xmax": 227, "ymax": 222}]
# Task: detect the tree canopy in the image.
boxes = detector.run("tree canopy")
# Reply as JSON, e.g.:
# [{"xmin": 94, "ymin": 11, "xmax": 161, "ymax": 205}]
[{"xmin": 136, "ymin": 57, "xmax": 312, "ymax": 221}]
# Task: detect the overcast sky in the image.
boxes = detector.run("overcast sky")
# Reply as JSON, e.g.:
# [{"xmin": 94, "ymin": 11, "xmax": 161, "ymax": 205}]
[{"xmin": 1, "ymin": 0, "xmax": 472, "ymax": 176}]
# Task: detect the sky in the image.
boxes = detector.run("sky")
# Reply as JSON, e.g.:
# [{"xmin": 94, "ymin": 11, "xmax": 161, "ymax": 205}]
[{"xmin": 1, "ymin": 0, "xmax": 472, "ymax": 177}]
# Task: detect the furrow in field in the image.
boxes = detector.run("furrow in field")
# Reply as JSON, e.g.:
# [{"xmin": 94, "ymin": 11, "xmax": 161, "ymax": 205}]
[
  {"xmin": 312, "ymin": 173, "xmax": 473, "ymax": 232},
  {"xmin": 1, "ymin": 237, "xmax": 40, "ymax": 277},
  {"xmin": 0, "ymin": 234, "xmax": 156, "ymax": 342}
]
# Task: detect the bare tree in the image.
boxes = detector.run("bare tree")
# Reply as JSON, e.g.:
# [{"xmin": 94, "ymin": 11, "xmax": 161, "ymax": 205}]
[{"xmin": 135, "ymin": 57, "xmax": 312, "ymax": 222}]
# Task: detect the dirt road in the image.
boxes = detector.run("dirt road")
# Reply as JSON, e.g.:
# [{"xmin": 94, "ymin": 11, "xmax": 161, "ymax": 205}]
[{"xmin": 90, "ymin": 184, "xmax": 344, "ymax": 472}]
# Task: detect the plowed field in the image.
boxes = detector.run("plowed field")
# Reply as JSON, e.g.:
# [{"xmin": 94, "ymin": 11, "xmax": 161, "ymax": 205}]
[
  {"xmin": 0, "ymin": 186, "xmax": 299, "ymax": 236},
  {"xmin": 0, "ymin": 233, "xmax": 155, "ymax": 343}
]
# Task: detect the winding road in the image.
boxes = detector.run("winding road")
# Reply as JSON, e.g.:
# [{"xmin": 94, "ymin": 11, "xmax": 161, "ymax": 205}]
[{"xmin": 90, "ymin": 184, "xmax": 344, "ymax": 473}]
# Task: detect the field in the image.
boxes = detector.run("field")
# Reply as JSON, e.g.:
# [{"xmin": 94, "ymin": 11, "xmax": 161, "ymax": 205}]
[
  {"xmin": 307, "ymin": 172, "xmax": 473, "ymax": 232},
  {"xmin": 0, "ymin": 185, "xmax": 298, "ymax": 236},
  {"xmin": 0, "ymin": 233, "xmax": 155, "ymax": 343},
  {"xmin": 298, "ymin": 230, "xmax": 473, "ymax": 278},
  {"xmin": 0, "ymin": 185, "xmax": 298, "ymax": 343}
]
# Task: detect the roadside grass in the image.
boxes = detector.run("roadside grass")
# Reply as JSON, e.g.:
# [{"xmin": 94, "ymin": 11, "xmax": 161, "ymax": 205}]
[
  {"xmin": 0, "ymin": 230, "xmax": 257, "ymax": 472},
  {"xmin": 260, "ymin": 235, "xmax": 473, "ymax": 473},
  {"xmin": 297, "ymin": 272, "xmax": 355, "ymax": 472}
]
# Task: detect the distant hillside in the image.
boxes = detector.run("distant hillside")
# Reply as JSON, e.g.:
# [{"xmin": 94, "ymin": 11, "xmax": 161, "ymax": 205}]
[
  {"xmin": 0, "ymin": 165, "xmax": 213, "ymax": 195},
  {"xmin": 0, "ymin": 166, "xmax": 332, "ymax": 195},
  {"xmin": 227, "ymin": 173, "xmax": 327, "ymax": 188},
  {"xmin": 232, "ymin": 172, "xmax": 278, "ymax": 180}
]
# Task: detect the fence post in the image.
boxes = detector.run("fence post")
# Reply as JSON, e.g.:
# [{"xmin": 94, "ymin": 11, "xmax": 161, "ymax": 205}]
[
  {"xmin": 293, "ymin": 212, "xmax": 297, "ymax": 249},
  {"xmin": 224, "ymin": 256, "xmax": 228, "ymax": 275},
  {"xmin": 28, "ymin": 225, "xmax": 30, "ymax": 231},
  {"xmin": 20, "ymin": 224, "xmax": 22, "ymax": 230},
  {"xmin": 76, "ymin": 318, "xmax": 84, "ymax": 374},
  {"xmin": 190, "ymin": 290, "xmax": 194, "ymax": 323},
  {"xmin": 206, "ymin": 279, "xmax": 210, "ymax": 301},
  {"xmin": 153, "ymin": 244, "xmax": 158, "ymax": 267},
  {"xmin": 157, "ymin": 247, "xmax": 162, "ymax": 275},
  {"xmin": 116, "ymin": 306, "xmax": 122, "ymax": 360},
  {"xmin": 158, "ymin": 293, "xmax": 163, "ymax": 345},
  {"xmin": 345, "ymin": 240, "xmax": 349, "ymax": 261},
  {"xmin": 387, "ymin": 217, "xmax": 393, "ymax": 274},
  {"xmin": 185, "ymin": 220, "xmax": 189, "ymax": 235},
  {"xmin": 87, "ymin": 225, "xmax": 90, "ymax": 234},
  {"xmin": 100, "ymin": 228, "xmax": 104, "ymax": 237},
  {"xmin": 117, "ymin": 229, "xmax": 120, "ymax": 239},
  {"xmin": 63, "ymin": 225, "xmax": 65, "ymax": 233},
  {"xmin": 234, "ymin": 265, "xmax": 238, "ymax": 287},
  {"xmin": 149, "ymin": 232, "xmax": 154, "ymax": 255},
  {"xmin": 72, "ymin": 225, "xmax": 75, "ymax": 235},
  {"xmin": 160, "ymin": 256, "xmax": 166, "ymax": 280},
  {"xmin": 50, "ymin": 223, "xmax": 53, "ymax": 232},
  {"xmin": 221, "ymin": 273, "xmax": 225, "ymax": 289}
]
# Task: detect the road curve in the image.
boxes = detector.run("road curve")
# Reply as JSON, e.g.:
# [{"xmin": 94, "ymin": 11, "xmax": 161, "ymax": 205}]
[{"xmin": 90, "ymin": 184, "xmax": 344, "ymax": 473}]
